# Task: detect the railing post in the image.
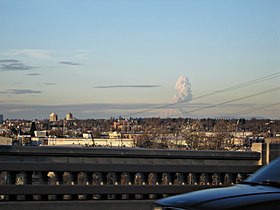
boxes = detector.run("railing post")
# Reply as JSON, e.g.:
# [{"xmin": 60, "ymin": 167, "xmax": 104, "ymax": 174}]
[
  {"xmin": 16, "ymin": 171, "xmax": 27, "ymax": 201},
  {"xmin": 120, "ymin": 172, "xmax": 130, "ymax": 200},
  {"xmin": 187, "ymin": 173, "xmax": 197, "ymax": 185},
  {"xmin": 92, "ymin": 172, "xmax": 102, "ymax": 200},
  {"xmin": 32, "ymin": 171, "xmax": 43, "ymax": 200},
  {"xmin": 47, "ymin": 171, "xmax": 58, "ymax": 201},
  {"xmin": 134, "ymin": 172, "xmax": 144, "ymax": 200},
  {"xmin": 148, "ymin": 172, "xmax": 158, "ymax": 199},
  {"xmin": 0, "ymin": 171, "xmax": 10, "ymax": 201},
  {"xmin": 63, "ymin": 172, "xmax": 74, "ymax": 200},
  {"xmin": 107, "ymin": 172, "xmax": 117, "ymax": 200},
  {"xmin": 161, "ymin": 173, "xmax": 171, "ymax": 198},
  {"xmin": 77, "ymin": 172, "xmax": 89, "ymax": 200}
]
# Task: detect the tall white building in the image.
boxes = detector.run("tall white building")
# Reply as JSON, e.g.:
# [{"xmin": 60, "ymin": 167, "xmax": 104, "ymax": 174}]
[
  {"xmin": 49, "ymin": 113, "xmax": 58, "ymax": 122},
  {"xmin": 66, "ymin": 113, "xmax": 73, "ymax": 121}
]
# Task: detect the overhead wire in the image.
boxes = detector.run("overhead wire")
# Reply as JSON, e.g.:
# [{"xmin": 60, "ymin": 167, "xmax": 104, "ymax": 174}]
[
  {"xmin": 123, "ymin": 72, "xmax": 280, "ymax": 117},
  {"xmin": 177, "ymin": 86, "xmax": 280, "ymax": 117},
  {"xmin": 193, "ymin": 72, "xmax": 280, "ymax": 100},
  {"xmin": 218, "ymin": 102, "xmax": 280, "ymax": 119}
]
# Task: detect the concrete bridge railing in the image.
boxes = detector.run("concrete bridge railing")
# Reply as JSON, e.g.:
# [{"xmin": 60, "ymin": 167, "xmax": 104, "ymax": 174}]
[{"xmin": 0, "ymin": 146, "xmax": 260, "ymax": 210}]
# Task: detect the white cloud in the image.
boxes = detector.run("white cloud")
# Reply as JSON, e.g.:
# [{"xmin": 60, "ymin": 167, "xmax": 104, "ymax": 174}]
[
  {"xmin": 3, "ymin": 49, "xmax": 54, "ymax": 59},
  {"xmin": 1, "ymin": 49, "xmax": 93, "ymax": 62},
  {"xmin": 75, "ymin": 50, "xmax": 92, "ymax": 60}
]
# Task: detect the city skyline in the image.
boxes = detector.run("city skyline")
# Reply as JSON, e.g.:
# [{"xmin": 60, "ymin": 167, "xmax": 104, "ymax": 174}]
[{"xmin": 0, "ymin": 0, "xmax": 279, "ymax": 119}]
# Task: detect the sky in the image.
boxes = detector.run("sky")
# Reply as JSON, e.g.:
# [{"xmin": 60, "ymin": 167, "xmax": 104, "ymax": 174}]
[{"xmin": 0, "ymin": 0, "xmax": 279, "ymax": 120}]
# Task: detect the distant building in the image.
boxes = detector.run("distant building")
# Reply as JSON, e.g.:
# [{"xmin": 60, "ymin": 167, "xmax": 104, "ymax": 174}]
[
  {"xmin": 34, "ymin": 131, "xmax": 47, "ymax": 138},
  {"xmin": 108, "ymin": 131, "xmax": 122, "ymax": 139},
  {"xmin": 49, "ymin": 113, "xmax": 58, "ymax": 122},
  {"xmin": 83, "ymin": 133, "xmax": 93, "ymax": 139},
  {"xmin": 0, "ymin": 114, "xmax": 3, "ymax": 123},
  {"xmin": 32, "ymin": 131, "xmax": 48, "ymax": 146},
  {"xmin": 66, "ymin": 113, "xmax": 73, "ymax": 121}
]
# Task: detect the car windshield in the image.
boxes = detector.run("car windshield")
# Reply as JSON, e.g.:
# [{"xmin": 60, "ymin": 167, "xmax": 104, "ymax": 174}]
[{"xmin": 244, "ymin": 157, "xmax": 280, "ymax": 185}]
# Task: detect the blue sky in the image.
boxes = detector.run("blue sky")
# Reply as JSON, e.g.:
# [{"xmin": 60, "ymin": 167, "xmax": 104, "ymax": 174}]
[{"xmin": 0, "ymin": 0, "xmax": 279, "ymax": 119}]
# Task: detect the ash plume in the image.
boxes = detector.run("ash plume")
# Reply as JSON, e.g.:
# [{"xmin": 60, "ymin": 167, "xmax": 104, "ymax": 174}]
[
  {"xmin": 173, "ymin": 75, "xmax": 192, "ymax": 103},
  {"xmin": 162, "ymin": 75, "xmax": 192, "ymax": 118}
]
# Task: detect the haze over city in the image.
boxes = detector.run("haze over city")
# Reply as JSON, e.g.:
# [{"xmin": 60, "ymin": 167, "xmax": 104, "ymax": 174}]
[{"xmin": 0, "ymin": 0, "xmax": 279, "ymax": 119}]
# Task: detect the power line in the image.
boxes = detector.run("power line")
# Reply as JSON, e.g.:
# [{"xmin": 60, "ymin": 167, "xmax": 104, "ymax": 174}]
[
  {"xmin": 123, "ymin": 72, "xmax": 280, "ymax": 117},
  {"xmin": 219, "ymin": 102, "xmax": 280, "ymax": 118},
  {"xmin": 193, "ymin": 72, "xmax": 280, "ymax": 100},
  {"xmin": 178, "ymin": 86, "xmax": 280, "ymax": 117}
]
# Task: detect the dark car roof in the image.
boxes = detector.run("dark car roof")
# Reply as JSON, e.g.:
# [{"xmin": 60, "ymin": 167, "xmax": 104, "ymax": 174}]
[
  {"xmin": 155, "ymin": 184, "xmax": 280, "ymax": 209},
  {"xmin": 155, "ymin": 157, "xmax": 280, "ymax": 210}
]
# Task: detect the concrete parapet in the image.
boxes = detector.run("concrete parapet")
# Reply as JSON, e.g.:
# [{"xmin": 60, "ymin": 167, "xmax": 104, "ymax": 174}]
[
  {"xmin": 0, "ymin": 145, "xmax": 261, "ymax": 206},
  {"xmin": 252, "ymin": 143, "xmax": 280, "ymax": 164}
]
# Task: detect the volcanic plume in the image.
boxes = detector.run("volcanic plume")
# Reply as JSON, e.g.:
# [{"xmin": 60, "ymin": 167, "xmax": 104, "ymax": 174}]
[
  {"xmin": 173, "ymin": 75, "xmax": 192, "ymax": 103},
  {"xmin": 161, "ymin": 75, "xmax": 192, "ymax": 118}
]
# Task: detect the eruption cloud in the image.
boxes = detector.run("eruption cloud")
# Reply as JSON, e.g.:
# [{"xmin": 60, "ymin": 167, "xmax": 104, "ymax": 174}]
[
  {"xmin": 173, "ymin": 75, "xmax": 192, "ymax": 103},
  {"xmin": 161, "ymin": 75, "xmax": 192, "ymax": 118}
]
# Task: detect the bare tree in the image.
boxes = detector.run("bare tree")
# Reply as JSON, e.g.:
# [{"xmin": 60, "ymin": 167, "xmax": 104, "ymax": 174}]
[
  {"xmin": 210, "ymin": 120, "xmax": 235, "ymax": 150},
  {"xmin": 180, "ymin": 120, "xmax": 203, "ymax": 150}
]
